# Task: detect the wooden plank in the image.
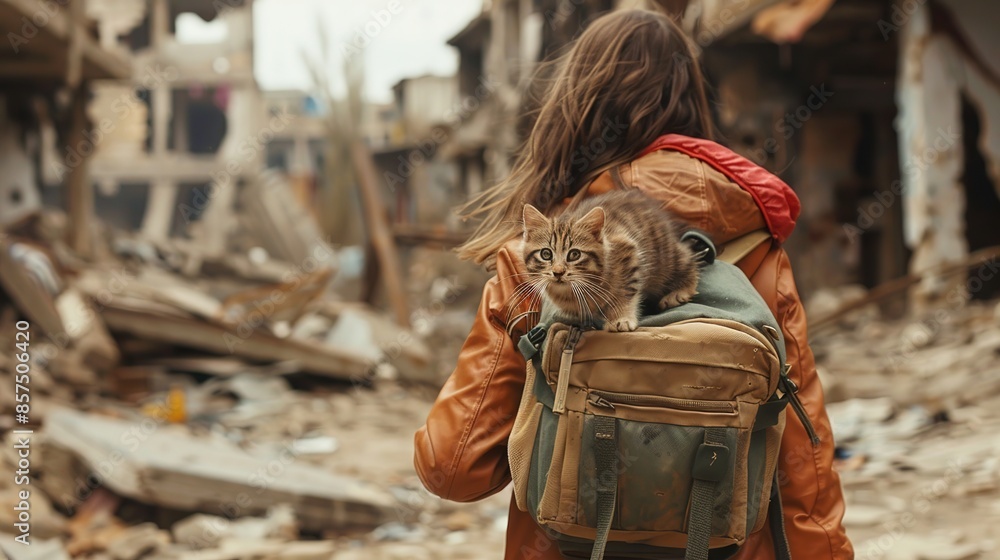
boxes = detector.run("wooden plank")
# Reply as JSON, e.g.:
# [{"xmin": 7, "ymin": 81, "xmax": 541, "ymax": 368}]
[
  {"xmin": 43, "ymin": 407, "xmax": 396, "ymax": 532},
  {"xmin": 98, "ymin": 303, "xmax": 376, "ymax": 381},
  {"xmin": 393, "ymin": 224, "xmax": 470, "ymax": 248},
  {"xmin": 143, "ymin": 357, "xmax": 300, "ymax": 377},
  {"xmin": 78, "ymin": 33, "xmax": 132, "ymax": 79},
  {"xmin": 0, "ymin": 0, "xmax": 71, "ymax": 42},
  {"xmin": 64, "ymin": 89, "xmax": 92, "ymax": 257},
  {"xmin": 351, "ymin": 141, "xmax": 410, "ymax": 327},
  {"xmin": 65, "ymin": 0, "xmax": 83, "ymax": 87},
  {"xmin": 0, "ymin": 59, "xmax": 68, "ymax": 78},
  {"xmin": 90, "ymin": 156, "xmax": 227, "ymax": 181},
  {"xmin": 0, "ymin": 0, "xmax": 131, "ymax": 80}
]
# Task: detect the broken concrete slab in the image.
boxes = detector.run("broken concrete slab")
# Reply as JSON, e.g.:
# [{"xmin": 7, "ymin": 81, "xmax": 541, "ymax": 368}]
[{"xmin": 41, "ymin": 407, "xmax": 396, "ymax": 533}]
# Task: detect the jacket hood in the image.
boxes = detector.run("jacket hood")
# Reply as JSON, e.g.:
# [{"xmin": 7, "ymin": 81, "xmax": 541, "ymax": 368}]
[{"xmin": 588, "ymin": 135, "xmax": 801, "ymax": 245}]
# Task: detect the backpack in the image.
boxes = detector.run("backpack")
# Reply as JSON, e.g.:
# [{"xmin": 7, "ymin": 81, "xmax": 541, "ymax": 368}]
[{"xmin": 508, "ymin": 230, "xmax": 813, "ymax": 560}]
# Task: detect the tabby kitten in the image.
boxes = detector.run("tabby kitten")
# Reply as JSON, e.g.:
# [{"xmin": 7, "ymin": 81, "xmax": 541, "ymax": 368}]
[{"xmin": 521, "ymin": 189, "xmax": 699, "ymax": 332}]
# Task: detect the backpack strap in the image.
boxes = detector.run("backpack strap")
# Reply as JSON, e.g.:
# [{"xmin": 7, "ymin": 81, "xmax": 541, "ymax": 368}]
[
  {"xmin": 685, "ymin": 427, "xmax": 731, "ymax": 560},
  {"xmin": 590, "ymin": 416, "xmax": 618, "ymax": 560},
  {"xmin": 718, "ymin": 229, "xmax": 772, "ymax": 265},
  {"xmin": 767, "ymin": 469, "xmax": 793, "ymax": 560}
]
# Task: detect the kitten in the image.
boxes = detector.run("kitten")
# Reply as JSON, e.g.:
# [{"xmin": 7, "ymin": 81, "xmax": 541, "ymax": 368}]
[{"xmin": 520, "ymin": 189, "xmax": 699, "ymax": 332}]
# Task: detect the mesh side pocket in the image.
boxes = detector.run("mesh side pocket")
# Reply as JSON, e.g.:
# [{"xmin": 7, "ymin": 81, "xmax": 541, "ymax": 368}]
[
  {"xmin": 510, "ymin": 362, "xmax": 543, "ymax": 512},
  {"xmin": 510, "ymin": 405, "xmax": 542, "ymax": 511}
]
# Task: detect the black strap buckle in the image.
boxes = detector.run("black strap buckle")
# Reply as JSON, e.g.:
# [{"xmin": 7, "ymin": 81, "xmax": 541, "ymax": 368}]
[
  {"xmin": 517, "ymin": 324, "xmax": 547, "ymax": 360},
  {"xmin": 681, "ymin": 230, "xmax": 716, "ymax": 267}
]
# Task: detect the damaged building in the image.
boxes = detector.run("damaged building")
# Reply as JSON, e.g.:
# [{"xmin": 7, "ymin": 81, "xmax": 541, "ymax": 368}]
[{"xmin": 84, "ymin": 0, "xmax": 266, "ymax": 259}]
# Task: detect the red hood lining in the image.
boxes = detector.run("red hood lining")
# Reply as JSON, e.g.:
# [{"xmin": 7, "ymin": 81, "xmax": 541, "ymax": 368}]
[{"xmin": 639, "ymin": 134, "xmax": 801, "ymax": 244}]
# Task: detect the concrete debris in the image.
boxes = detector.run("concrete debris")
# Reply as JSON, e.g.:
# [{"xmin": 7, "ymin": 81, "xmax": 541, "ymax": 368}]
[
  {"xmin": 40, "ymin": 407, "xmax": 396, "ymax": 533},
  {"xmin": 172, "ymin": 505, "xmax": 298, "ymax": 549},
  {"xmin": 172, "ymin": 539, "xmax": 338, "ymax": 560},
  {"xmin": 815, "ymin": 299, "xmax": 1000, "ymax": 554},
  {"xmin": 0, "ymin": 536, "xmax": 72, "ymax": 560},
  {"xmin": 290, "ymin": 435, "xmax": 340, "ymax": 456},
  {"xmin": 0, "ymin": 486, "xmax": 66, "ymax": 540},
  {"xmin": 874, "ymin": 534, "xmax": 983, "ymax": 560},
  {"xmin": 371, "ymin": 522, "xmax": 428, "ymax": 543},
  {"xmin": 0, "ymin": 200, "xmax": 432, "ymax": 391},
  {"xmin": 104, "ymin": 522, "xmax": 170, "ymax": 560},
  {"xmin": 806, "ymin": 284, "xmax": 879, "ymax": 328}
]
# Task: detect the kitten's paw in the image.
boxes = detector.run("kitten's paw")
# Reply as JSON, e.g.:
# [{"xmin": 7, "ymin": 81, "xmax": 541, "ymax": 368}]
[
  {"xmin": 606, "ymin": 317, "xmax": 638, "ymax": 332},
  {"xmin": 658, "ymin": 289, "xmax": 698, "ymax": 310}
]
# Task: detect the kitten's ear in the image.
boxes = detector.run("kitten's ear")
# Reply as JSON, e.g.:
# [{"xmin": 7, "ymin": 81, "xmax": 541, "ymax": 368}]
[
  {"xmin": 522, "ymin": 204, "xmax": 547, "ymax": 231},
  {"xmin": 577, "ymin": 206, "xmax": 605, "ymax": 238}
]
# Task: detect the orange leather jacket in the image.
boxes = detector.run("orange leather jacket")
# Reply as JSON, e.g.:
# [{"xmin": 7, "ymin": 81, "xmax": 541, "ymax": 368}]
[{"xmin": 414, "ymin": 136, "xmax": 854, "ymax": 560}]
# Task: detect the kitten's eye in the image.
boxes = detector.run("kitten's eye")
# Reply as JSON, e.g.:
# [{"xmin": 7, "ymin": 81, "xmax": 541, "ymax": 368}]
[
  {"xmin": 539, "ymin": 248, "xmax": 553, "ymax": 261},
  {"xmin": 567, "ymin": 249, "xmax": 581, "ymax": 261}
]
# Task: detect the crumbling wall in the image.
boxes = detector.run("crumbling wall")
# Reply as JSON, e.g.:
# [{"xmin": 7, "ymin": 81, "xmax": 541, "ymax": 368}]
[{"xmin": 896, "ymin": 0, "xmax": 1000, "ymax": 307}]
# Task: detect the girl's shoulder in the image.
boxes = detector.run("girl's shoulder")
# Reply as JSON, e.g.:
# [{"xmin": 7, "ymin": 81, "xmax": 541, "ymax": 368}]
[{"xmin": 589, "ymin": 148, "xmax": 767, "ymax": 242}]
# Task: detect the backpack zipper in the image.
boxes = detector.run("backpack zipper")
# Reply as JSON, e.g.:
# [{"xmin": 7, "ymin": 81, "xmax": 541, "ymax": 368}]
[
  {"xmin": 589, "ymin": 389, "xmax": 735, "ymax": 414},
  {"xmin": 552, "ymin": 327, "xmax": 582, "ymax": 414}
]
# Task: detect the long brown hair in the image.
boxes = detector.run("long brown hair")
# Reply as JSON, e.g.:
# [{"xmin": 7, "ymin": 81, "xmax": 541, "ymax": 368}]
[{"xmin": 457, "ymin": 9, "xmax": 715, "ymax": 267}]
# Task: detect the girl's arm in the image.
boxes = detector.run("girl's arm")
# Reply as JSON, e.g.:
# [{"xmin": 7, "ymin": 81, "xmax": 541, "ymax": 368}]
[
  {"xmin": 414, "ymin": 246, "xmax": 529, "ymax": 502},
  {"xmin": 769, "ymin": 248, "xmax": 854, "ymax": 560}
]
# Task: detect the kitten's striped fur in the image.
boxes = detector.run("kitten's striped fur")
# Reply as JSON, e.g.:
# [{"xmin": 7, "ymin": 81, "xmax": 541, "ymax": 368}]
[{"xmin": 520, "ymin": 189, "xmax": 699, "ymax": 331}]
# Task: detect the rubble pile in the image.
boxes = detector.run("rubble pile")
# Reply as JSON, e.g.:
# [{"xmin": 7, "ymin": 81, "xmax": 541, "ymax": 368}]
[
  {"xmin": 811, "ymin": 296, "xmax": 1000, "ymax": 560},
  {"xmin": 0, "ymin": 377, "xmax": 509, "ymax": 559},
  {"xmin": 0, "ymin": 187, "xmax": 502, "ymax": 559}
]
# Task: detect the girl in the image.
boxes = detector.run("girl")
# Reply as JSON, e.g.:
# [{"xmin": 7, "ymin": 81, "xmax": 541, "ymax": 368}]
[{"xmin": 414, "ymin": 9, "xmax": 852, "ymax": 560}]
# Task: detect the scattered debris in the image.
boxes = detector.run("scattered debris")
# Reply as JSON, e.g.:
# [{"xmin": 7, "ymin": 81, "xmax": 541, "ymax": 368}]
[
  {"xmin": 813, "ymin": 298, "xmax": 1000, "ymax": 557},
  {"xmin": 0, "ymin": 536, "xmax": 72, "ymax": 560},
  {"xmin": 104, "ymin": 523, "xmax": 170, "ymax": 560},
  {"xmin": 172, "ymin": 505, "xmax": 298, "ymax": 549}
]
